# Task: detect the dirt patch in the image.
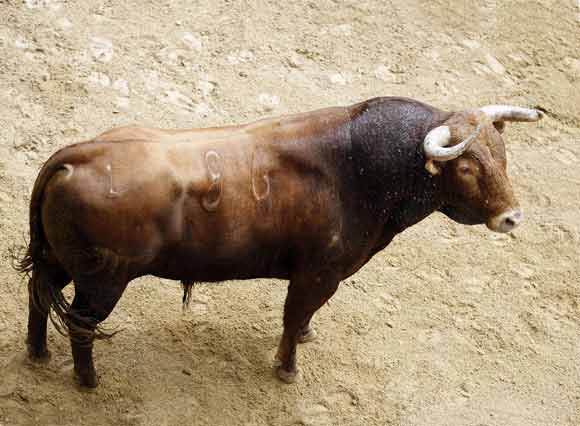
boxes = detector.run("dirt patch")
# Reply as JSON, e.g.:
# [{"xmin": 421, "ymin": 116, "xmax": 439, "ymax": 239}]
[{"xmin": 1, "ymin": 1, "xmax": 579, "ymax": 425}]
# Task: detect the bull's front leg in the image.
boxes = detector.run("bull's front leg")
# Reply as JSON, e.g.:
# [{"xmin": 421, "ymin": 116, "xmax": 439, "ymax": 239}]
[{"xmin": 275, "ymin": 273, "xmax": 340, "ymax": 383}]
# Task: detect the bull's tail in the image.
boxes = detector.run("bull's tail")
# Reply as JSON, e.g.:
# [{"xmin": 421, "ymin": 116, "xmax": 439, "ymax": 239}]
[
  {"xmin": 14, "ymin": 180, "xmax": 51, "ymax": 277},
  {"xmin": 13, "ymin": 155, "xmax": 74, "ymax": 335}
]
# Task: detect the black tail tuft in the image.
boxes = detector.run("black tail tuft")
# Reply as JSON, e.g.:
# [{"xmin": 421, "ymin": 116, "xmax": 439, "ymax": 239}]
[
  {"xmin": 12, "ymin": 218, "xmax": 42, "ymax": 277},
  {"xmin": 13, "ymin": 213, "xmax": 117, "ymax": 344}
]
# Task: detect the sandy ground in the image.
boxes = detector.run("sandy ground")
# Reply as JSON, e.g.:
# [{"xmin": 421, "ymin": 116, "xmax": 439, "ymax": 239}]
[{"xmin": 0, "ymin": 1, "xmax": 579, "ymax": 425}]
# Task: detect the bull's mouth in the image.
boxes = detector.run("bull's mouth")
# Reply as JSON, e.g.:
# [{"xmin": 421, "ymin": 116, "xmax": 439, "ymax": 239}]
[
  {"xmin": 439, "ymin": 205, "xmax": 485, "ymax": 226},
  {"xmin": 440, "ymin": 205, "xmax": 524, "ymax": 233}
]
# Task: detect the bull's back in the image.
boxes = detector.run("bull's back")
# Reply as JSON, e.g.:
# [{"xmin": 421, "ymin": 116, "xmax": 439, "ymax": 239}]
[{"xmin": 41, "ymin": 102, "xmax": 357, "ymax": 280}]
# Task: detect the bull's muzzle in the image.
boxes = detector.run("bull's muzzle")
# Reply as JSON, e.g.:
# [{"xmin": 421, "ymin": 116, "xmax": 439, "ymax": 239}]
[{"xmin": 487, "ymin": 209, "xmax": 524, "ymax": 233}]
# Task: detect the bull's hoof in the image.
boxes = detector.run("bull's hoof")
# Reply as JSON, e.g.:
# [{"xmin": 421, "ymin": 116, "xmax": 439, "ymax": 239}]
[
  {"xmin": 298, "ymin": 327, "xmax": 318, "ymax": 344},
  {"xmin": 74, "ymin": 370, "xmax": 98, "ymax": 389},
  {"xmin": 276, "ymin": 366, "xmax": 299, "ymax": 384},
  {"xmin": 27, "ymin": 346, "xmax": 51, "ymax": 364}
]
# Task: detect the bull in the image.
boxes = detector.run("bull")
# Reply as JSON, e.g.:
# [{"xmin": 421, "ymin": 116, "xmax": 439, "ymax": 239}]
[{"xmin": 16, "ymin": 97, "xmax": 543, "ymax": 387}]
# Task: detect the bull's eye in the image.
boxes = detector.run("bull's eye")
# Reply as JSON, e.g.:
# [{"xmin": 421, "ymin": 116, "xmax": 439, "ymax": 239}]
[{"xmin": 458, "ymin": 165, "xmax": 471, "ymax": 175}]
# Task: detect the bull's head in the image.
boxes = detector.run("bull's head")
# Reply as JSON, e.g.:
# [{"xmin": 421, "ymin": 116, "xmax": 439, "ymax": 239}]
[{"xmin": 423, "ymin": 105, "xmax": 543, "ymax": 233}]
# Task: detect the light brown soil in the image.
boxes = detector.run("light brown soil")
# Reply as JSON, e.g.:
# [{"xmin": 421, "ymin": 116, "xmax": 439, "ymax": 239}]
[{"xmin": 1, "ymin": 1, "xmax": 579, "ymax": 425}]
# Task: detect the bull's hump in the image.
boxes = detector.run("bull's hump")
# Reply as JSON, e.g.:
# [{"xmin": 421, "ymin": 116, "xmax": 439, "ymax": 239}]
[
  {"xmin": 93, "ymin": 105, "xmax": 352, "ymax": 145},
  {"xmin": 245, "ymin": 106, "xmax": 351, "ymax": 140}
]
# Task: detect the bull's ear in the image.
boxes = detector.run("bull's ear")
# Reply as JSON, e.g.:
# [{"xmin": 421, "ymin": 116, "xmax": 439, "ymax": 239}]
[
  {"xmin": 425, "ymin": 159, "xmax": 443, "ymax": 175},
  {"xmin": 493, "ymin": 121, "xmax": 505, "ymax": 134}
]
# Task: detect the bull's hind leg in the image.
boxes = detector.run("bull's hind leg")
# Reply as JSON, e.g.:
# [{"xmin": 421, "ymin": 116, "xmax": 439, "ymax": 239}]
[
  {"xmin": 26, "ymin": 266, "xmax": 71, "ymax": 361},
  {"xmin": 68, "ymin": 279, "xmax": 128, "ymax": 388},
  {"xmin": 298, "ymin": 313, "xmax": 317, "ymax": 344},
  {"xmin": 276, "ymin": 273, "xmax": 339, "ymax": 383}
]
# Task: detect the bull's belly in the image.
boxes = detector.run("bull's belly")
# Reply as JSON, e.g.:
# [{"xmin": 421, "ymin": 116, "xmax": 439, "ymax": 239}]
[{"xmin": 147, "ymin": 243, "xmax": 292, "ymax": 282}]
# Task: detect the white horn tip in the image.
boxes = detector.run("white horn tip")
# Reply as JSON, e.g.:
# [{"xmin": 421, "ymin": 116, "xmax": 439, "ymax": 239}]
[
  {"xmin": 525, "ymin": 108, "xmax": 545, "ymax": 121},
  {"xmin": 481, "ymin": 105, "xmax": 545, "ymax": 122}
]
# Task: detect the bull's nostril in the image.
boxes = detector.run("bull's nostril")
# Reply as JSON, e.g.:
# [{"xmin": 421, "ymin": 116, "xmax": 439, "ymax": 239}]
[
  {"xmin": 490, "ymin": 210, "xmax": 523, "ymax": 233},
  {"xmin": 504, "ymin": 217, "xmax": 516, "ymax": 228}
]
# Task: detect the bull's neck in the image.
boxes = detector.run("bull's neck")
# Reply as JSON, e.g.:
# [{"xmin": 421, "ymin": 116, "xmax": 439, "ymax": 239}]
[{"xmin": 347, "ymin": 98, "xmax": 448, "ymax": 228}]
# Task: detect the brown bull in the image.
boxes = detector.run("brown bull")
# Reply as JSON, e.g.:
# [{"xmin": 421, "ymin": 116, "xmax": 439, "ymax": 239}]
[{"xmin": 17, "ymin": 97, "xmax": 542, "ymax": 387}]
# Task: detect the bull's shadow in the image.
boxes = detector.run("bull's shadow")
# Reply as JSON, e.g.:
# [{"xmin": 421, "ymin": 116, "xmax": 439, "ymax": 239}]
[{"xmin": 1, "ymin": 279, "xmax": 336, "ymax": 425}]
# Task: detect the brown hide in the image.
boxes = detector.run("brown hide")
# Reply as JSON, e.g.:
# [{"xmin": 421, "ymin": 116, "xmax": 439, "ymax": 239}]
[{"xmin": 41, "ymin": 106, "xmax": 354, "ymax": 283}]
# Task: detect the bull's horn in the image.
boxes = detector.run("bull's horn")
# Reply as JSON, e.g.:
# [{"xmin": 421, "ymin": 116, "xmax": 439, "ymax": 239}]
[
  {"xmin": 480, "ymin": 105, "xmax": 544, "ymax": 122},
  {"xmin": 423, "ymin": 124, "xmax": 482, "ymax": 162}
]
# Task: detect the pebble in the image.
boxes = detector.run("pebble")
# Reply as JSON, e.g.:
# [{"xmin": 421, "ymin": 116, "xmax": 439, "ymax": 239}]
[
  {"xmin": 563, "ymin": 57, "xmax": 580, "ymax": 78},
  {"xmin": 156, "ymin": 47, "xmax": 184, "ymax": 66},
  {"xmin": 514, "ymin": 263, "xmax": 535, "ymax": 279},
  {"xmin": 164, "ymin": 90, "xmax": 196, "ymax": 111},
  {"xmin": 508, "ymin": 53, "xmax": 531, "ymax": 66},
  {"xmin": 329, "ymin": 73, "xmax": 347, "ymax": 85},
  {"xmin": 89, "ymin": 37, "xmax": 114, "ymax": 63},
  {"xmin": 114, "ymin": 97, "xmax": 130, "ymax": 110},
  {"xmin": 257, "ymin": 93, "xmax": 280, "ymax": 112},
  {"xmin": 14, "ymin": 37, "xmax": 31, "ymax": 50},
  {"xmin": 195, "ymin": 102, "xmax": 212, "ymax": 117},
  {"xmin": 24, "ymin": 0, "xmax": 59, "ymax": 9},
  {"xmin": 142, "ymin": 70, "xmax": 162, "ymax": 93},
  {"xmin": 0, "ymin": 191, "xmax": 13, "ymax": 204},
  {"xmin": 374, "ymin": 65, "xmax": 393, "ymax": 82},
  {"xmin": 485, "ymin": 54, "xmax": 505, "ymax": 75},
  {"xmin": 462, "ymin": 39, "xmax": 481, "ymax": 50},
  {"xmin": 472, "ymin": 63, "xmax": 490, "ymax": 76},
  {"xmin": 112, "ymin": 79, "xmax": 130, "ymax": 96},
  {"xmin": 227, "ymin": 50, "xmax": 255, "ymax": 64},
  {"xmin": 57, "ymin": 17, "xmax": 73, "ymax": 30},
  {"xmin": 87, "ymin": 72, "xmax": 111, "ymax": 88},
  {"xmin": 182, "ymin": 32, "xmax": 202, "ymax": 51},
  {"xmin": 329, "ymin": 23, "xmax": 353, "ymax": 36},
  {"xmin": 296, "ymin": 403, "xmax": 331, "ymax": 426},
  {"xmin": 197, "ymin": 79, "xmax": 216, "ymax": 97},
  {"xmin": 286, "ymin": 53, "xmax": 304, "ymax": 69}
]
